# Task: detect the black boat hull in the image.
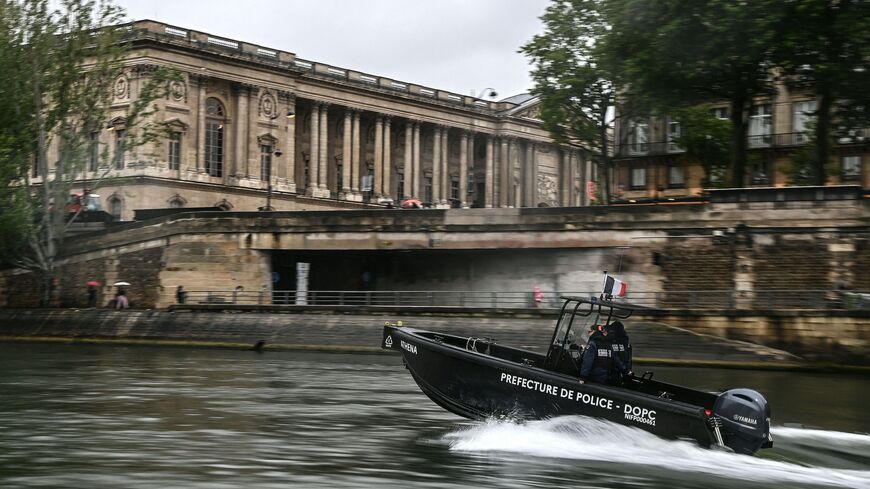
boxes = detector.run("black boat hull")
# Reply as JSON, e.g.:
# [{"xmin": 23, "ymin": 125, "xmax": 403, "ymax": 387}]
[{"xmin": 383, "ymin": 325, "xmax": 716, "ymax": 448}]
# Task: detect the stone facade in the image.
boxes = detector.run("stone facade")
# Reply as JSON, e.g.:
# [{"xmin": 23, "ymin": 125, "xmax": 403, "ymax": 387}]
[{"xmin": 28, "ymin": 21, "xmax": 589, "ymax": 222}]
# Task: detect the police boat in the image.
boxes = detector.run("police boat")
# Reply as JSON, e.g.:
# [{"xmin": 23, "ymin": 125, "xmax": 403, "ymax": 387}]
[{"xmin": 382, "ymin": 296, "xmax": 773, "ymax": 455}]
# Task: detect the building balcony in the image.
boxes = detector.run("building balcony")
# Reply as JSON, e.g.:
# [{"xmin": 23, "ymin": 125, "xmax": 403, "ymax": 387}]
[{"xmin": 616, "ymin": 129, "xmax": 868, "ymax": 158}]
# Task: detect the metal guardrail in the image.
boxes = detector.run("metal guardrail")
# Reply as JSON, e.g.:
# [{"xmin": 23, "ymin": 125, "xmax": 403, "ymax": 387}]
[{"xmin": 181, "ymin": 289, "xmax": 870, "ymax": 310}]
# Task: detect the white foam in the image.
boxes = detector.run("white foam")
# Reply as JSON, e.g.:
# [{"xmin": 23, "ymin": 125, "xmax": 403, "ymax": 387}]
[
  {"xmin": 444, "ymin": 417, "xmax": 870, "ymax": 488},
  {"xmin": 772, "ymin": 426, "xmax": 870, "ymax": 446}
]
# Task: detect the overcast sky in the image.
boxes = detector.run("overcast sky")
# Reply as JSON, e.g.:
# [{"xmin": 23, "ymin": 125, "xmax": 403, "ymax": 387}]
[{"xmin": 116, "ymin": 0, "xmax": 550, "ymax": 99}]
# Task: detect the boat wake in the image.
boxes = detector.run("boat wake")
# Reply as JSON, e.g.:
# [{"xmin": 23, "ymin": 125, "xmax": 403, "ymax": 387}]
[{"xmin": 444, "ymin": 416, "xmax": 870, "ymax": 488}]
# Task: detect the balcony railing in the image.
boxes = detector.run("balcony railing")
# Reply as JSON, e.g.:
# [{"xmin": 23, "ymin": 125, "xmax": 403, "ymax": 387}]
[
  {"xmin": 616, "ymin": 130, "xmax": 868, "ymax": 157},
  {"xmin": 181, "ymin": 289, "xmax": 870, "ymax": 311}
]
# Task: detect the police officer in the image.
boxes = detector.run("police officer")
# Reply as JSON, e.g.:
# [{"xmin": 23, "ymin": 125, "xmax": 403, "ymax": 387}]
[
  {"xmin": 608, "ymin": 320, "xmax": 633, "ymax": 383},
  {"xmin": 579, "ymin": 324, "xmax": 625, "ymax": 385}
]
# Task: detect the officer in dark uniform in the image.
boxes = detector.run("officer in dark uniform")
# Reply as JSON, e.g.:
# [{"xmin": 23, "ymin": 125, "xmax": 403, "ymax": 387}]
[
  {"xmin": 608, "ymin": 320, "xmax": 633, "ymax": 382},
  {"xmin": 579, "ymin": 324, "xmax": 625, "ymax": 385}
]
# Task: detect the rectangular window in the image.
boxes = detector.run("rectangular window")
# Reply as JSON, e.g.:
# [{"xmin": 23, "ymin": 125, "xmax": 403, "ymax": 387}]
[
  {"xmin": 205, "ymin": 122, "xmax": 223, "ymax": 177},
  {"xmin": 667, "ymin": 119, "xmax": 681, "ymax": 152},
  {"xmin": 89, "ymin": 132, "xmax": 99, "ymax": 171},
  {"xmin": 114, "ymin": 129, "xmax": 126, "ymax": 169},
  {"xmin": 467, "ymin": 172, "xmax": 475, "ymax": 193},
  {"xmin": 630, "ymin": 167, "xmax": 647, "ymax": 189},
  {"xmin": 793, "ymin": 100, "xmax": 816, "ymax": 143},
  {"xmin": 842, "ymin": 156, "xmax": 861, "ymax": 180},
  {"xmin": 336, "ymin": 163, "xmax": 343, "ymax": 193},
  {"xmin": 748, "ymin": 104, "xmax": 772, "ymax": 147},
  {"xmin": 628, "ymin": 119, "xmax": 649, "ymax": 154},
  {"xmin": 710, "ymin": 107, "xmax": 729, "ymax": 120},
  {"xmin": 424, "ymin": 176, "xmax": 433, "ymax": 203},
  {"xmin": 260, "ymin": 144, "xmax": 272, "ymax": 181},
  {"xmin": 396, "ymin": 173, "xmax": 405, "ymax": 200},
  {"xmin": 668, "ymin": 165, "xmax": 685, "ymax": 188},
  {"xmin": 751, "ymin": 158, "xmax": 771, "ymax": 184},
  {"xmin": 168, "ymin": 132, "xmax": 181, "ymax": 170}
]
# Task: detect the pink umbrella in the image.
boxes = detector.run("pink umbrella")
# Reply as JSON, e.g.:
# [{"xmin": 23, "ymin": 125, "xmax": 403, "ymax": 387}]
[
  {"xmin": 401, "ymin": 199, "xmax": 423, "ymax": 209},
  {"xmin": 86, "ymin": 281, "xmax": 101, "ymax": 287}
]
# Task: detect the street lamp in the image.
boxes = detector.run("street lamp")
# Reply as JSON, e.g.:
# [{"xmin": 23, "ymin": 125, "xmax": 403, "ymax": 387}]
[
  {"xmin": 475, "ymin": 87, "xmax": 498, "ymax": 99},
  {"xmin": 259, "ymin": 147, "xmax": 282, "ymax": 212}
]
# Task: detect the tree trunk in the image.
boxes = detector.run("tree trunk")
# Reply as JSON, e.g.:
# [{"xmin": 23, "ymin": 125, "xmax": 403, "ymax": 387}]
[
  {"xmin": 729, "ymin": 97, "xmax": 748, "ymax": 188},
  {"xmin": 814, "ymin": 88, "xmax": 833, "ymax": 186}
]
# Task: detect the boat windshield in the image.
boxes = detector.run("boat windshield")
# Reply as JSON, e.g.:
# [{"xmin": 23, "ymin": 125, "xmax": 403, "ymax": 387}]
[{"xmin": 544, "ymin": 296, "xmax": 637, "ymax": 373}]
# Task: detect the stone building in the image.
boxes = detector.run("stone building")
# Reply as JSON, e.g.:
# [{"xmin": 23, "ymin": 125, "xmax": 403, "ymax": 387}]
[
  {"xmin": 31, "ymin": 20, "xmax": 593, "ymax": 221},
  {"xmin": 612, "ymin": 79, "xmax": 869, "ymax": 202}
]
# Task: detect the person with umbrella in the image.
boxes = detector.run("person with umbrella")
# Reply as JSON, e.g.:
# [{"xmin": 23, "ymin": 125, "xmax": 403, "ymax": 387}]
[
  {"xmin": 114, "ymin": 281, "xmax": 130, "ymax": 309},
  {"xmin": 86, "ymin": 281, "xmax": 100, "ymax": 308}
]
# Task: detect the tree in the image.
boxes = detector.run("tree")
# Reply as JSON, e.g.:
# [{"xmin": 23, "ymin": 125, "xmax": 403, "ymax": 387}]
[
  {"xmin": 774, "ymin": 0, "xmax": 870, "ymax": 185},
  {"xmin": 672, "ymin": 105, "xmax": 732, "ymax": 188},
  {"xmin": 606, "ymin": 0, "xmax": 788, "ymax": 188},
  {"xmin": 0, "ymin": 0, "xmax": 177, "ymax": 305},
  {"xmin": 521, "ymin": 0, "xmax": 634, "ymax": 204}
]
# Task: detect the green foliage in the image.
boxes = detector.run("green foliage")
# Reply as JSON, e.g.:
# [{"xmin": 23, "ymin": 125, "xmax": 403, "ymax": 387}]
[
  {"xmin": 605, "ymin": 0, "xmax": 788, "ymax": 187},
  {"xmin": 0, "ymin": 0, "xmax": 178, "ymax": 303},
  {"xmin": 672, "ymin": 106, "xmax": 731, "ymax": 188},
  {"xmin": 773, "ymin": 0, "xmax": 870, "ymax": 185},
  {"xmin": 521, "ymin": 0, "xmax": 626, "ymax": 203}
]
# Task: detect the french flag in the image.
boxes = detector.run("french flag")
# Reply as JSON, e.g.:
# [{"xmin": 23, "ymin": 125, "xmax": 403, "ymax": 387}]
[{"xmin": 604, "ymin": 276, "xmax": 628, "ymax": 298}]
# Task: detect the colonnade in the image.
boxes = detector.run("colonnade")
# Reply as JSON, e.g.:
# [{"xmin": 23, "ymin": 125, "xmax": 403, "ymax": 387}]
[{"xmin": 188, "ymin": 79, "xmax": 588, "ymax": 208}]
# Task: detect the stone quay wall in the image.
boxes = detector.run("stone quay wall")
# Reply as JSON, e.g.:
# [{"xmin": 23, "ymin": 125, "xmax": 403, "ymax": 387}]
[
  {"xmin": 0, "ymin": 308, "xmax": 866, "ymax": 366},
  {"xmin": 1, "ymin": 199, "xmax": 868, "ymax": 310}
]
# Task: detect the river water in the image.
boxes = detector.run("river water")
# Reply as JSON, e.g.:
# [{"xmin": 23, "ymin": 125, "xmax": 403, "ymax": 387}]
[{"xmin": 0, "ymin": 343, "xmax": 867, "ymax": 489}]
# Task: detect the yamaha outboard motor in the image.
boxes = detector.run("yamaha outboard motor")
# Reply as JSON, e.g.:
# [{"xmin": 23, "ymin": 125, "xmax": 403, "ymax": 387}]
[{"xmin": 712, "ymin": 388, "xmax": 773, "ymax": 455}]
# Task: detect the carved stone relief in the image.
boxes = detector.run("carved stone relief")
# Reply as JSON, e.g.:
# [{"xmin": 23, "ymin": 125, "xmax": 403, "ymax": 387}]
[
  {"xmin": 537, "ymin": 174, "xmax": 559, "ymax": 207},
  {"xmin": 114, "ymin": 75, "xmax": 129, "ymax": 100},
  {"xmin": 259, "ymin": 91, "xmax": 277, "ymax": 118},
  {"xmin": 169, "ymin": 79, "xmax": 187, "ymax": 103}
]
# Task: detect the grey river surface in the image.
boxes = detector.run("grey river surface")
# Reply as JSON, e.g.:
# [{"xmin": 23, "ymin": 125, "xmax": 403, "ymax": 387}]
[{"xmin": 0, "ymin": 343, "xmax": 868, "ymax": 489}]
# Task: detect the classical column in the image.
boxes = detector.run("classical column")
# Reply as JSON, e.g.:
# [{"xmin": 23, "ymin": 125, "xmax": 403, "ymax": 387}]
[
  {"xmin": 351, "ymin": 110, "xmax": 361, "ymax": 196},
  {"xmin": 318, "ymin": 102, "xmax": 329, "ymax": 192},
  {"xmin": 509, "ymin": 138, "xmax": 519, "ymax": 207},
  {"xmin": 285, "ymin": 93, "xmax": 296, "ymax": 191},
  {"xmin": 383, "ymin": 116, "xmax": 392, "ymax": 198},
  {"xmin": 403, "ymin": 121, "xmax": 413, "ymax": 199},
  {"xmin": 308, "ymin": 103, "xmax": 320, "ymax": 193},
  {"xmin": 441, "ymin": 127, "xmax": 450, "ymax": 204},
  {"xmin": 233, "ymin": 84, "xmax": 249, "ymax": 179},
  {"xmin": 412, "ymin": 121, "xmax": 421, "ymax": 198},
  {"xmin": 432, "ymin": 125, "xmax": 442, "ymax": 204},
  {"xmin": 485, "ymin": 135, "xmax": 494, "ymax": 208},
  {"xmin": 525, "ymin": 142, "xmax": 536, "ymax": 207},
  {"xmin": 196, "ymin": 75, "xmax": 207, "ymax": 171},
  {"xmin": 499, "ymin": 137, "xmax": 510, "ymax": 207},
  {"xmin": 342, "ymin": 108, "xmax": 353, "ymax": 197},
  {"xmin": 246, "ymin": 86, "xmax": 259, "ymax": 181},
  {"xmin": 459, "ymin": 130, "xmax": 469, "ymax": 208},
  {"xmin": 373, "ymin": 115, "xmax": 384, "ymax": 196}
]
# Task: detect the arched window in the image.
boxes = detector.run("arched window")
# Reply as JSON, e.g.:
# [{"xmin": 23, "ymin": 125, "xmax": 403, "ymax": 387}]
[
  {"xmin": 168, "ymin": 196, "xmax": 185, "ymax": 208},
  {"xmin": 205, "ymin": 98, "xmax": 226, "ymax": 177},
  {"xmin": 108, "ymin": 196, "xmax": 123, "ymax": 220}
]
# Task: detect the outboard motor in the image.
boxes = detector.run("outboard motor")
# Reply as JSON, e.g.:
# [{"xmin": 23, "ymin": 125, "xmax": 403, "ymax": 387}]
[{"xmin": 712, "ymin": 388, "xmax": 773, "ymax": 455}]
